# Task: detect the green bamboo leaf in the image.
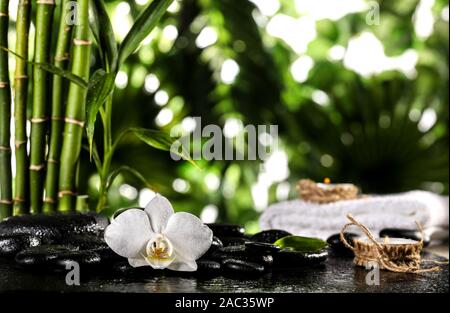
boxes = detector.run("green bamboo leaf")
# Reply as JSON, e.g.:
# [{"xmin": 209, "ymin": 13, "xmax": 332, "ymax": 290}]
[
  {"xmin": 106, "ymin": 165, "xmax": 154, "ymax": 191},
  {"xmin": 90, "ymin": 0, "xmax": 118, "ymax": 72},
  {"xmin": 86, "ymin": 69, "xmax": 116, "ymax": 156},
  {"xmin": 0, "ymin": 45, "xmax": 88, "ymax": 88},
  {"xmin": 274, "ymin": 236, "xmax": 328, "ymax": 253},
  {"xmin": 118, "ymin": 0, "xmax": 172, "ymax": 66},
  {"xmin": 130, "ymin": 128, "xmax": 198, "ymax": 168}
]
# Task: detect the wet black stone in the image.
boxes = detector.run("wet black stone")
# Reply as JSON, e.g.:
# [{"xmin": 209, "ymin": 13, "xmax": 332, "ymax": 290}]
[
  {"xmin": 0, "ymin": 234, "xmax": 43, "ymax": 257},
  {"xmin": 219, "ymin": 244, "xmax": 246, "ymax": 253},
  {"xmin": 15, "ymin": 245, "xmax": 79, "ymax": 268},
  {"xmin": 219, "ymin": 236, "xmax": 247, "ymax": 247},
  {"xmin": 250, "ymin": 229, "xmax": 292, "ymax": 244},
  {"xmin": 379, "ymin": 229, "xmax": 431, "ymax": 247},
  {"xmin": 206, "ymin": 224, "xmax": 245, "ymax": 238},
  {"xmin": 197, "ymin": 259, "xmax": 221, "ymax": 273},
  {"xmin": 209, "ymin": 249, "xmax": 273, "ymax": 267},
  {"xmin": 111, "ymin": 261, "xmax": 157, "ymax": 277},
  {"xmin": 245, "ymin": 242, "xmax": 281, "ymax": 254},
  {"xmin": 327, "ymin": 233, "xmax": 359, "ymax": 256},
  {"xmin": 223, "ymin": 259, "xmax": 264, "ymax": 274},
  {"xmin": 272, "ymin": 249, "xmax": 328, "ymax": 268},
  {"xmin": 50, "ymin": 250, "xmax": 102, "ymax": 271},
  {"xmin": 60, "ymin": 234, "xmax": 108, "ymax": 250},
  {"xmin": 0, "ymin": 213, "xmax": 109, "ymax": 243}
]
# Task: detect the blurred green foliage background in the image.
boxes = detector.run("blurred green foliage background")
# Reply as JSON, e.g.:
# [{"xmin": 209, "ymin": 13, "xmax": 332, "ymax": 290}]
[{"xmin": 9, "ymin": 0, "xmax": 448, "ymax": 231}]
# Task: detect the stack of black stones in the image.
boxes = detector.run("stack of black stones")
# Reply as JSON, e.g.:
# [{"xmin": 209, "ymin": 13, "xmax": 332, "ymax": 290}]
[
  {"xmin": 0, "ymin": 213, "xmax": 430, "ymax": 277},
  {"xmin": 0, "ymin": 213, "xmax": 333, "ymax": 277}
]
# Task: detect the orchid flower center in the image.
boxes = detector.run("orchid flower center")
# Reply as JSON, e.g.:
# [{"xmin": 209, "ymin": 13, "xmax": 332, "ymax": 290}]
[{"xmin": 144, "ymin": 234, "xmax": 175, "ymax": 268}]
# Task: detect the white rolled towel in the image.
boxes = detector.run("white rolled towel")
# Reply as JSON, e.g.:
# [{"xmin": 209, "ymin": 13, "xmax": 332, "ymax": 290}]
[{"xmin": 259, "ymin": 191, "xmax": 449, "ymax": 241}]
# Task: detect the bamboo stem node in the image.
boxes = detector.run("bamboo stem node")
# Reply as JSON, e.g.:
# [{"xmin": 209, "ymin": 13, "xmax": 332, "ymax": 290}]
[
  {"xmin": 54, "ymin": 54, "xmax": 70, "ymax": 62},
  {"xmin": 0, "ymin": 200, "xmax": 13, "ymax": 205},
  {"xmin": 73, "ymin": 39, "xmax": 92, "ymax": 46},
  {"xmin": 36, "ymin": 0, "xmax": 55, "ymax": 5},
  {"xmin": 13, "ymin": 198, "xmax": 25, "ymax": 204},
  {"xmin": 0, "ymin": 145, "xmax": 11, "ymax": 152},
  {"xmin": 30, "ymin": 117, "xmax": 48, "ymax": 123},
  {"xmin": 58, "ymin": 190, "xmax": 78, "ymax": 197},
  {"xmin": 14, "ymin": 74, "xmax": 28, "ymax": 81},
  {"xmin": 0, "ymin": 81, "xmax": 8, "ymax": 88},
  {"xmin": 47, "ymin": 158, "xmax": 59, "ymax": 164},
  {"xmin": 65, "ymin": 117, "xmax": 85, "ymax": 127},
  {"xmin": 43, "ymin": 197, "xmax": 56, "ymax": 204},
  {"xmin": 30, "ymin": 163, "xmax": 45, "ymax": 171},
  {"xmin": 14, "ymin": 140, "xmax": 27, "ymax": 149},
  {"xmin": 0, "ymin": 12, "xmax": 7, "ymax": 17}
]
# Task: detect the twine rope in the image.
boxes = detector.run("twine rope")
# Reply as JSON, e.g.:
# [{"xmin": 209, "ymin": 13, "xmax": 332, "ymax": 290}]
[{"xmin": 340, "ymin": 214, "xmax": 442, "ymax": 274}]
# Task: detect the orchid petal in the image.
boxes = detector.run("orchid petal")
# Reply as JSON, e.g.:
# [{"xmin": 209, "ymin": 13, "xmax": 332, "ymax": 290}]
[
  {"xmin": 167, "ymin": 257, "xmax": 198, "ymax": 272},
  {"xmin": 104, "ymin": 209, "xmax": 153, "ymax": 258},
  {"xmin": 128, "ymin": 258, "xmax": 149, "ymax": 268},
  {"xmin": 145, "ymin": 195, "xmax": 174, "ymax": 233},
  {"xmin": 164, "ymin": 212, "xmax": 213, "ymax": 261}
]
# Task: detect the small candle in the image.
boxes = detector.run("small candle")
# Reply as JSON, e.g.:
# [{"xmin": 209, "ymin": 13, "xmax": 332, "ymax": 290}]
[{"xmin": 352, "ymin": 236, "xmax": 423, "ymax": 270}]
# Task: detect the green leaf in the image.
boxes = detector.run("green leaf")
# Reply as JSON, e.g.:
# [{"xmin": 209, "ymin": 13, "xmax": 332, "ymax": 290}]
[
  {"xmin": 106, "ymin": 165, "xmax": 154, "ymax": 191},
  {"xmin": 118, "ymin": 0, "xmax": 173, "ymax": 66},
  {"xmin": 130, "ymin": 128, "xmax": 198, "ymax": 168},
  {"xmin": 0, "ymin": 46, "xmax": 88, "ymax": 88},
  {"xmin": 274, "ymin": 236, "xmax": 328, "ymax": 253},
  {"xmin": 86, "ymin": 69, "xmax": 116, "ymax": 156},
  {"xmin": 90, "ymin": 0, "xmax": 118, "ymax": 72}
]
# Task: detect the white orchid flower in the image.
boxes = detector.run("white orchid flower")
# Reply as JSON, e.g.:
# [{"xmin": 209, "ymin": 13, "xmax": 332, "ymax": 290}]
[{"xmin": 104, "ymin": 195, "xmax": 213, "ymax": 272}]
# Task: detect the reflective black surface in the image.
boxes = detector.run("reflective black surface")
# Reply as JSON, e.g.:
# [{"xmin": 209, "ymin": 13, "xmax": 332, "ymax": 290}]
[{"xmin": 0, "ymin": 252, "xmax": 447, "ymax": 293}]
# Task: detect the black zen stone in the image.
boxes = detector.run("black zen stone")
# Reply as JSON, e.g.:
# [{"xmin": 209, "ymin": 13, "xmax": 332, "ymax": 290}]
[
  {"xmin": 206, "ymin": 224, "xmax": 245, "ymax": 238},
  {"xmin": 60, "ymin": 234, "xmax": 108, "ymax": 250},
  {"xmin": 379, "ymin": 229, "xmax": 431, "ymax": 247},
  {"xmin": 209, "ymin": 250, "xmax": 273, "ymax": 267},
  {"xmin": 15, "ymin": 245, "xmax": 79, "ymax": 268},
  {"xmin": 196, "ymin": 259, "xmax": 221, "ymax": 273},
  {"xmin": 0, "ymin": 234, "xmax": 43, "ymax": 257},
  {"xmin": 223, "ymin": 259, "xmax": 264, "ymax": 274},
  {"xmin": 250, "ymin": 229, "xmax": 292, "ymax": 244},
  {"xmin": 50, "ymin": 250, "xmax": 102, "ymax": 271},
  {"xmin": 245, "ymin": 242, "xmax": 281, "ymax": 254},
  {"xmin": 219, "ymin": 237, "xmax": 247, "ymax": 247},
  {"xmin": 327, "ymin": 233, "xmax": 359, "ymax": 256},
  {"xmin": 272, "ymin": 249, "xmax": 328, "ymax": 268},
  {"xmin": 219, "ymin": 244, "xmax": 246, "ymax": 253},
  {"xmin": 0, "ymin": 213, "xmax": 109, "ymax": 243}
]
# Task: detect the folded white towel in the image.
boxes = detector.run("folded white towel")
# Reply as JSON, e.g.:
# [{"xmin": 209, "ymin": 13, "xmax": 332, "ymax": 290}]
[{"xmin": 259, "ymin": 191, "xmax": 449, "ymax": 240}]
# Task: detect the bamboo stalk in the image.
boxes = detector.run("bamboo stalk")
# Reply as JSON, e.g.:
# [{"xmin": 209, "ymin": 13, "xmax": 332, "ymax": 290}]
[
  {"xmin": 30, "ymin": 0, "xmax": 55, "ymax": 213},
  {"xmin": 13, "ymin": 0, "xmax": 31, "ymax": 215},
  {"xmin": 58, "ymin": 0, "xmax": 91, "ymax": 212},
  {"xmin": 0, "ymin": 0, "xmax": 12, "ymax": 220},
  {"xmin": 43, "ymin": 0, "xmax": 73, "ymax": 213}
]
